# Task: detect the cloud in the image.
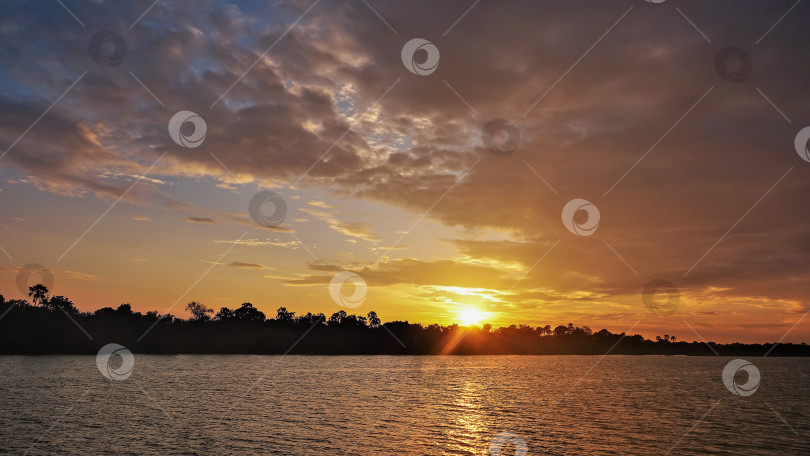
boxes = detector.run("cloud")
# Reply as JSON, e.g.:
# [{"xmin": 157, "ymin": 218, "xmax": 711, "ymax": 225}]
[
  {"xmin": 186, "ymin": 216, "xmax": 217, "ymax": 224},
  {"xmin": 61, "ymin": 270, "xmax": 101, "ymax": 281},
  {"xmin": 2, "ymin": 0, "xmax": 810, "ymax": 332},
  {"xmin": 300, "ymin": 207, "xmax": 381, "ymax": 242},
  {"xmin": 214, "ymin": 238, "xmax": 300, "ymax": 249},
  {"xmin": 0, "ymin": 265, "xmax": 101, "ymax": 282},
  {"xmin": 307, "ymin": 200, "xmax": 335, "ymax": 209},
  {"xmin": 284, "ymin": 257, "xmax": 513, "ymax": 289},
  {"xmin": 224, "ymin": 262, "xmax": 267, "ymax": 270}
]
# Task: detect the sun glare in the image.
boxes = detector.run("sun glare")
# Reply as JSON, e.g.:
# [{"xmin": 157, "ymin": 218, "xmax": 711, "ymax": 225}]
[{"xmin": 458, "ymin": 307, "xmax": 489, "ymax": 327}]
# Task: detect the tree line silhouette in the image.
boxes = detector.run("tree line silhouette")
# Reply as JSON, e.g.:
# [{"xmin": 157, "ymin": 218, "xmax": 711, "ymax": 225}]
[{"xmin": 1, "ymin": 284, "xmax": 808, "ymax": 356}]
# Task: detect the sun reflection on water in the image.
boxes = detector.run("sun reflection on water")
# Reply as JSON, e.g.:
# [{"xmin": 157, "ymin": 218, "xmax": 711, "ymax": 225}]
[{"xmin": 444, "ymin": 381, "xmax": 488, "ymax": 454}]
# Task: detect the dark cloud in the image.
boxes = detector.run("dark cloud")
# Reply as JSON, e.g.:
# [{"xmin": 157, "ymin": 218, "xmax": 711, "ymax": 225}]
[{"xmin": 186, "ymin": 216, "xmax": 216, "ymax": 224}]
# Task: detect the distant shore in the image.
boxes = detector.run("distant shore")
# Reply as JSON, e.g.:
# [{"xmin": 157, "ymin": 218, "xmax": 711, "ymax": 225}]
[{"xmin": 2, "ymin": 295, "xmax": 808, "ymax": 356}]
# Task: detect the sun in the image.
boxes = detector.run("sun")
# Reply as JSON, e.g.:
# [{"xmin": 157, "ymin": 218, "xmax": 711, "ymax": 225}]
[{"xmin": 458, "ymin": 307, "xmax": 489, "ymax": 327}]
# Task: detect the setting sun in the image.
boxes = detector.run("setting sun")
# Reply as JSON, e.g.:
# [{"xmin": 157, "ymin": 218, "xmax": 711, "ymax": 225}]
[{"xmin": 458, "ymin": 307, "xmax": 490, "ymax": 327}]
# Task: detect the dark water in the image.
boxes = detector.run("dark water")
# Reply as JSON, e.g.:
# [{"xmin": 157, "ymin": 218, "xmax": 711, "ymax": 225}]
[{"xmin": 1, "ymin": 355, "xmax": 808, "ymax": 455}]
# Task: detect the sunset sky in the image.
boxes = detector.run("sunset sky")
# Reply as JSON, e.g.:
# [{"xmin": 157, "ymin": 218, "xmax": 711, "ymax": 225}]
[{"xmin": 1, "ymin": 0, "xmax": 810, "ymax": 343}]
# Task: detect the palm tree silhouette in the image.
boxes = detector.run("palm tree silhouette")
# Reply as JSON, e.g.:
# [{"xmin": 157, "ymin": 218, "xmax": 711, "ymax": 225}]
[{"xmin": 28, "ymin": 284, "xmax": 48, "ymax": 307}]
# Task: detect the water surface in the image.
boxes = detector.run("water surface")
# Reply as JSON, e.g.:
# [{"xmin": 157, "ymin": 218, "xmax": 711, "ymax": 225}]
[{"xmin": 1, "ymin": 355, "xmax": 808, "ymax": 455}]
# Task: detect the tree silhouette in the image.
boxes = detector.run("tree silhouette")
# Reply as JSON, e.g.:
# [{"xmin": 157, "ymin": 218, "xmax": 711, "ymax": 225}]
[
  {"xmin": 367, "ymin": 311, "xmax": 381, "ymax": 328},
  {"xmin": 46, "ymin": 296, "xmax": 78, "ymax": 314},
  {"xmin": 234, "ymin": 302, "xmax": 265, "ymax": 321},
  {"xmin": 276, "ymin": 307, "xmax": 294, "ymax": 322},
  {"xmin": 296, "ymin": 312, "xmax": 325, "ymax": 326},
  {"xmin": 216, "ymin": 307, "xmax": 234, "ymax": 320},
  {"xmin": 186, "ymin": 301, "xmax": 213, "ymax": 321},
  {"xmin": 116, "ymin": 304, "xmax": 134, "ymax": 316},
  {"xmin": 0, "ymin": 287, "xmax": 806, "ymax": 356},
  {"xmin": 28, "ymin": 284, "xmax": 48, "ymax": 307},
  {"xmin": 6, "ymin": 298, "xmax": 30, "ymax": 309},
  {"xmin": 329, "ymin": 310, "xmax": 348, "ymax": 326}
]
